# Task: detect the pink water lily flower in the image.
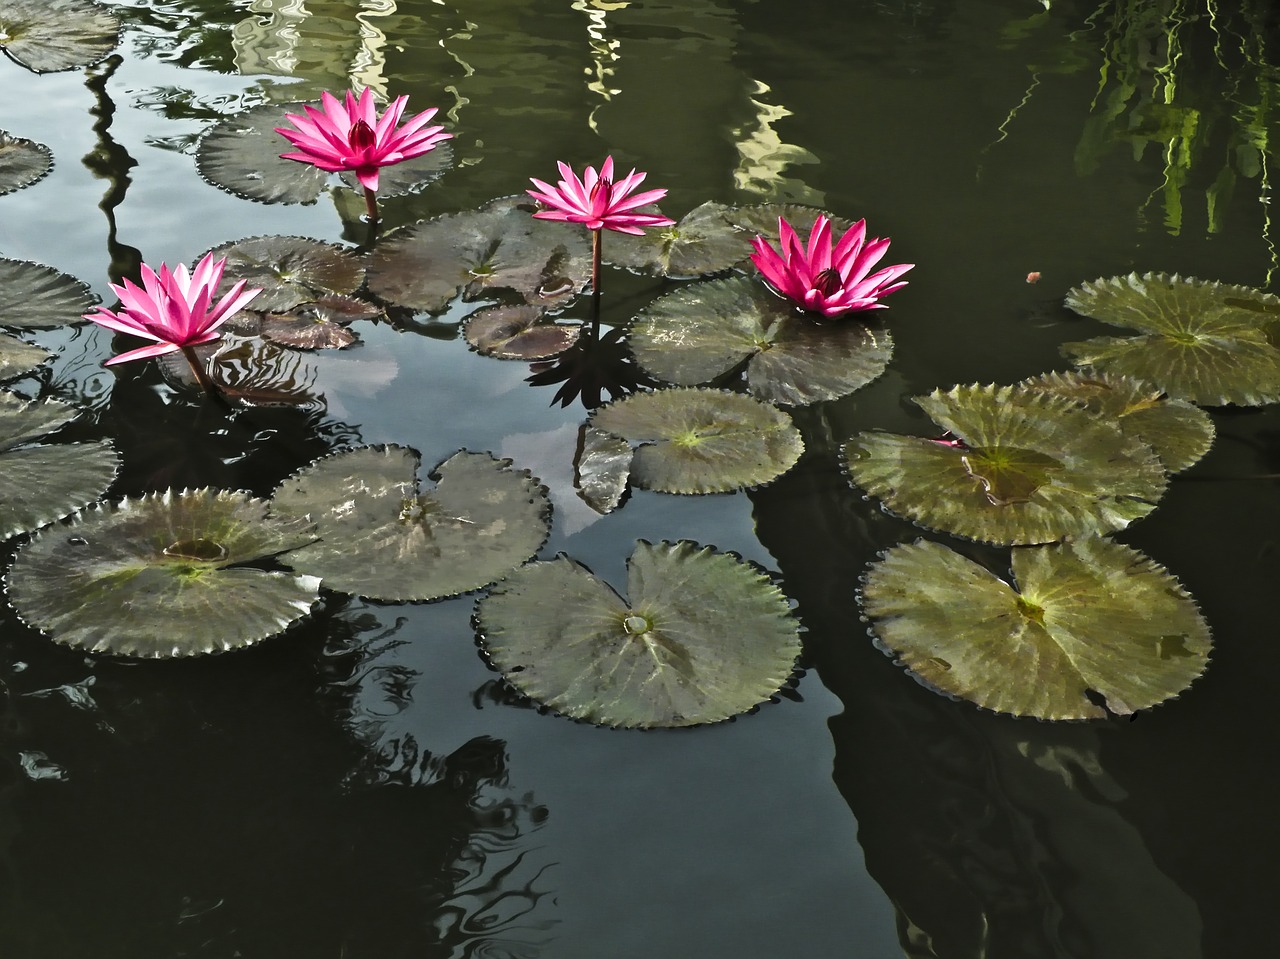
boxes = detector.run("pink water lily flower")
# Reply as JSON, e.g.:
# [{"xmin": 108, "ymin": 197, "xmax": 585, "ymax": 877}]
[
  {"xmin": 750, "ymin": 214, "xmax": 914, "ymax": 317},
  {"xmin": 527, "ymin": 156, "xmax": 675, "ymax": 235},
  {"xmin": 275, "ymin": 88, "xmax": 451, "ymax": 194},
  {"xmin": 83, "ymin": 254, "xmax": 262, "ymax": 366}
]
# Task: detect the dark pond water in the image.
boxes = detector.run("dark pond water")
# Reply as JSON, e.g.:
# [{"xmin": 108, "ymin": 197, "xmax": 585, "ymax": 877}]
[{"xmin": 1, "ymin": 0, "xmax": 1278, "ymax": 956}]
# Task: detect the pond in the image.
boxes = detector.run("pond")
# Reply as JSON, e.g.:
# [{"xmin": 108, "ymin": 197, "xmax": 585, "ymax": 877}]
[{"xmin": 1, "ymin": 0, "xmax": 1277, "ymax": 956}]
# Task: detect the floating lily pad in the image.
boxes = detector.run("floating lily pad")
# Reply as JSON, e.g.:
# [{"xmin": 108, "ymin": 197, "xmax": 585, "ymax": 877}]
[
  {"xmin": 860, "ymin": 538, "xmax": 1211, "ymax": 719},
  {"xmin": 464, "ymin": 304, "xmax": 579, "ymax": 360},
  {"xmin": 605, "ymin": 201, "xmax": 755, "ymax": 277},
  {"xmin": 367, "ymin": 196, "xmax": 592, "ymax": 314},
  {"xmin": 722, "ymin": 203, "xmax": 853, "ymax": 242},
  {"xmin": 6, "ymin": 489, "xmax": 320, "ymax": 657},
  {"xmin": 203, "ymin": 236, "xmax": 364, "ymax": 314},
  {"xmin": 0, "ymin": 258, "xmax": 97, "ymax": 329},
  {"xmin": 0, "ymin": 0, "xmax": 119, "ymax": 73},
  {"xmin": 586, "ymin": 387, "xmax": 804, "ymax": 495},
  {"xmin": 0, "ymin": 131, "xmax": 52, "ymax": 195},
  {"xmin": 1019, "ymin": 370, "xmax": 1215, "ymax": 473},
  {"xmin": 1062, "ymin": 273, "xmax": 1280, "ymax": 406},
  {"xmin": 0, "ymin": 332, "xmax": 51, "ymax": 381},
  {"xmin": 258, "ymin": 294, "xmax": 379, "ymax": 349},
  {"xmin": 475, "ymin": 540, "xmax": 801, "ymax": 728},
  {"xmin": 270, "ymin": 447, "xmax": 551, "ymax": 602},
  {"xmin": 630, "ymin": 274, "xmax": 893, "ymax": 405},
  {"xmin": 195, "ymin": 100, "xmax": 454, "ymax": 205},
  {"xmin": 0, "ymin": 393, "xmax": 118, "ymax": 539},
  {"xmin": 158, "ymin": 335, "xmax": 323, "ymax": 408},
  {"xmin": 844, "ymin": 384, "xmax": 1167, "ymax": 545},
  {"xmin": 574, "ymin": 425, "xmax": 633, "ymax": 513}
]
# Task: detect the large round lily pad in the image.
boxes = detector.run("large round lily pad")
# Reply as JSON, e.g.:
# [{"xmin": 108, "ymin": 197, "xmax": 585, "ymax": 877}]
[
  {"xmin": 860, "ymin": 538, "xmax": 1211, "ymax": 720},
  {"xmin": 196, "ymin": 101, "xmax": 454, "ymax": 205},
  {"xmin": 202, "ymin": 236, "xmax": 365, "ymax": 314},
  {"xmin": 1061, "ymin": 272, "xmax": 1280, "ymax": 406},
  {"xmin": 844, "ymin": 384, "xmax": 1168, "ymax": 545},
  {"xmin": 270, "ymin": 447, "xmax": 551, "ymax": 602},
  {"xmin": 0, "ymin": 131, "xmax": 52, "ymax": 195},
  {"xmin": 475, "ymin": 540, "xmax": 801, "ymax": 728},
  {"xmin": 723, "ymin": 203, "xmax": 853, "ymax": 243},
  {"xmin": 256, "ymin": 294, "xmax": 379, "ymax": 350},
  {"xmin": 0, "ymin": 0, "xmax": 119, "ymax": 73},
  {"xmin": 0, "ymin": 393, "xmax": 117, "ymax": 539},
  {"xmin": 629, "ymin": 274, "xmax": 893, "ymax": 405},
  {"xmin": 0, "ymin": 258, "xmax": 97, "ymax": 329},
  {"xmin": 605, "ymin": 201, "xmax": 755, "ymax": 277},
  {"xmin": 366, "ymin": 196, "xmax": 592, "ymax": 314},
  {"xmin": 587, "ymin": 387, "xmax": 804, "ymax": 495},
  {"xmin": 1019, "ymin": 370, "xmax": 1215, "ymax": 473},
  {"xmin": 6, "ymin": 489, "xmax": 320, "ymax": 657}
]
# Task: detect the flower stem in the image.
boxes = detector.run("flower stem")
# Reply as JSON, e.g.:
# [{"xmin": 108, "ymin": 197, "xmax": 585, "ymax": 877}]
[
  {"xmin": 363, "ymin": 186, "xmax": 380, "ymax": 223},
  {"xmin": 180, "ymin": 345, "xmax": 217, "ymax": 396},
  {"xmin": 591, "ymin": 228, "xmax": 603, "ymax": 304}
]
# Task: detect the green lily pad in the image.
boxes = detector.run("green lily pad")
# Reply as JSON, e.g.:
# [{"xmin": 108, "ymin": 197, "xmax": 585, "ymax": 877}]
[
  {"xmin": 722, "ymin": 203, "xmax": 853, "ymax": 243},
  {"xmin": 270, "ymin": 447, "xmax": 551, "ymax": 602},
  {"xmin": 203, "ymin": 236, "xmax": 365, "ymax": 314},
  {"xmin": 860, "ymin": 538, "xmax": 1211, "ymax": 719},
  {"xmin": 0, "ymin": 393, "xmax": 118, "ymax": 539},
  {"xmin": 0, "ymin": 131, "xmax": 52, "ymax": 195},
  {"xmin": 574, "ymin": 425, "xmax": 633, "ymax": 514},
  {"xmin": 1019, "ymin": 370, "xmax": 1215, "ymax": 473},
  {"xmin": 5, "ymin": 489, "xmax": 320, "ymax": 657},
  {"xmin": 158, "ymin": 335, "xmax": 323, "ymax": 408},
  {"xmin": 475, "ymin": 540, "xmax": 801, "ymax": 728},
  {"xmin": 629, "ymin": 274, "xmax": 893, "ymax": 406},
  {"xmin": 367, "ymin": 196, "xmax": 592, "ymax": 314},
  {"xmin": 1061, "ymin": 273, "xmax": 1280, "ymax": 406},
  {"xmin": 0, "ymin": 258, "xmax": 97, "ymax": 329},
  {"xmin": 258, "ymin": 294, "xmax": 380, "ymax": 350},
  {"xmin": 0, "ymin": 0, "xmax": 119, "ymax": 73},
  {"xmin": 844, "ymin": 384, "xmax": 1168, "ymax": 545},
  {"xmin": 464, "ymin": 304, "xmax": 579, "ymax": 360},
  {"xmin": 587, "ymin": 387, "xmax": 804, "ymax": 495},
  {"xmin": 604, "ymin": 201, "xmax": 755, "ymax": 277},
  {"xmin": 0, "ymin": 332, "xmax": 51, "ymax": 381},
  {"xmin": 195, "ymin": 101, "xmax": 454, "ymax": 205}
]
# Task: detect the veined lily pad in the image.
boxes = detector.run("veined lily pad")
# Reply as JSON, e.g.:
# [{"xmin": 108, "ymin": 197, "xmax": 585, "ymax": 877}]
[
  {"xmin": 860, "ymin": 538, "xmax": 1211, "ymax": 720},
  {"xmin": 629, "ymin": 274, "xmax": 893, "ymax": 406},
  {"xmin": 0, "ymin": 131, "xmax": 52, "ymax": 195},
  {"xmin": 0, "ymin": 393, "xmax": 118, "ymax": 539},
  {"xmin": 1019, "ymin": 371, "xmax": 1215, "ymax": 473},
  {"xmin": 587, "ymin": 387, "xmax": 804, "ymax": 495},
  {"xmin": 258, "ymin": 294, "xmax": 380, "ymax": 350},
  {"xmin": 0, "ymin": 0, "xmax": 119, "ymax": 73},
  {"xmin": 5, "ymin": 489, "xmax": 320, "ymax": 657},
  {"xmin": 723, "ymin": 203, "xmax": 853, "ymax": 243},
  {"xmin": 574, "ymin": 425, "xmax": 633, "ymax": 513},
  {"xmin": 195, "ymin": 101, "xmax": 454, "ymax": 205},
  {"xmin": 475, "ymin": 540, "xmax": 801, "ymax": 728},
  {"xmin": 203, "ymin": 236, "xmax": 365, "ymax": 314},
  {"xmin": 0, "ymin": 258, "xmax": 97, "ymax": 329},
  {"xmin": 464, "ymin": 305, "xmax": 579, "ymax": 360},
  {"xmin": 0, "ymin": 332, "xmax": 50, "ymax": 381},
  {"xmin": 367, "ymin": 196, "xmax": 592, "ymax": 314},
  {"xmin": 605, "ymin": 201, "xmax": 755, "ymax": 277},
  {"xmin": 1061, "ymin": 273, "xmax": 1280, "ymax": 406},
  {"xmin": 270, "ymin": 447, "xmax": 551, "ymax": 602},
  {"xmin": 844, "ymin": 384, "xmax": 1167, "ymax": 545}
]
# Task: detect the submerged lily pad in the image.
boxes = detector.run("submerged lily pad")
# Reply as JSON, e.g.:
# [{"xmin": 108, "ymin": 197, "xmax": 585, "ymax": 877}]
[
  {"xmin": 861, "ymin": 538, "xmax": 1211, "ymax": 719},
  {"xmin": 475, "ymin": 540, "xmax": 801, "ymax": 728},
  {"xmin": 270, "ymin": 447, "xmax": 551, "ymax": 602},
  {"xmin": 6, "ymin": 489, "xmax": 320, "ymax": 657},
  {"xmin": 630, "ymin": 274, "xmax": 893, "ymax": 405},
  {"xmin": 0, "ymin": 131, "xmax": 52, "ymax": 195},
  {"xmin": 1062, "ymin": 273, "xmax": 1280, "ymax": 406},
  {"xmin": 258, "ymin": 294, "xmax": 379, "ymax": 349},
  {"xmin": 844, "ymin": 384, "xmax": 1167, "ymax": 545},
  {"xmin": 0, "ymin": 332, "xmax": 51, "ymax": 381},
  {"xmin": 203, "ymin": 236, "xmax": 365, "ymax": 314},
  {"xmin": 158, "ymin": 335, "xmax": 324, "ymax": 408},
  {"xmin": 0, "ymin": 393, "xmax": 118, "ymax": 539},
  {"xmin": 605, "ymin": 201, "xmax": 755, "ymax": 277},
  {"xmin": 0, "ymin": 0, "xmax": 119, "ymax": 73},
  {"xmin": 367, "ymin": 196, "xmax": 592, "ymax": 314},
  {"xmin": 587, "ymin": 387, "xmax": 804, "ymax": 495},
  {"xmin": 0, "ymin": 258, "xmax": 97, "ymax": 329},
  {"xmin": 464, "ymin": 304, "xmax": 579, "ymax": 360},
  {"xmin": 1019, "ymin": 370, "xmax": 1215, "ymax": 473},
  {"xmin": 196, "ymin": 101, "xmax": 454, "ymax": 205}
]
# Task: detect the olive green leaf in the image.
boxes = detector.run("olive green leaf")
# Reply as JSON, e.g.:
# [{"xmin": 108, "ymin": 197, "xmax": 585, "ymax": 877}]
[
  {"xmin": 0, "ymin": 257, "xmax": 97, "ymax": 329},
  {"xmin": 475, "ymin": 540, "xmax": 801, "ymax": 728},
  {"xmin": 0, "ymin": 0, "xmax": 119, "ymax": 74},
  {"xmin": 861, "ymin": 538, "xmax": 1211, "ymax": 720},
  {"xmin": 605, "ymin": 201, "xmax": 755, "ymax": 277},
  {"xmin": 203, "ymin": 236, "xmax": 365, "ymax": 314},
  {"xmin": 0, "ymin": 130, "xmax": 52, "ymax": 195},
  {"xmin": 464, "ymin": 304, "xmax": 580, "ymax": 360},
  {"xmin": 0, "ymin": 333, "xmax": 50, "ymax": 382}
]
